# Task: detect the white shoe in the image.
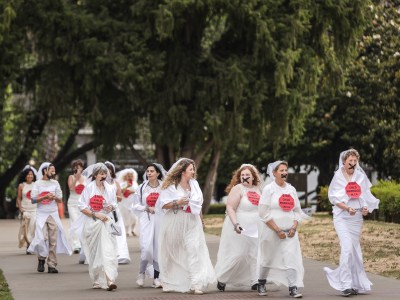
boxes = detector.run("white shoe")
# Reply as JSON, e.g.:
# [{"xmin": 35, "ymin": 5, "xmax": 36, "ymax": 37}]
[
  {"xmin": 190, "ymin": 289, "xmax": 204, "ymax": 295},
  {"xmin": 136, "ymin": 273, "xmax": 145, "ymax": 287},
  {"xmin": 153, "ymin": 278, "xmax": 162, "ymax": 288}
]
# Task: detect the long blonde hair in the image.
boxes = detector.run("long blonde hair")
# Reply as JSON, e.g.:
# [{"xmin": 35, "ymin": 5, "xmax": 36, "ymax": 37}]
[{"xmin": 162, "ymin": 158, "xmax": 197, "ymax": 189}]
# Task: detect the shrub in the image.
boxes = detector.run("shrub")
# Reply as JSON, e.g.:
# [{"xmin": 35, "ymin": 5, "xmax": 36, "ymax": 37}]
[
  {"xmin": 371, "ymin": 180, "xmax": 400, "ymax": 223},
  {"xmin": 317, "ymin": 185, "xmax": 331, "ymax": 212},
  {"xmin": 206, "ymin": 203, "xmax": 226, "ymax": 214}
]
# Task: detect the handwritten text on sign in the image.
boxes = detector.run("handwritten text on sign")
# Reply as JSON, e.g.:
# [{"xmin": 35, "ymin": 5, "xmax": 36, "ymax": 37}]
[
  {"xmin": 146, "ymin": 192, "xmax": 159, "ymax": 207},
  {"xmin": 89, "ymin": 195, "xmax": 105, "ymax": 211},
  {"xmin": 279, "ymin": 194, "xmax": 295, "ymax": 212},
  {"xmin": 345, "ymin": 182, "xmax": 362, "ymax": 198},
  {"xmin": 247, "ymin": 191, "xmax": 260, "ymax": 206},
  {"xmin": 75, "ymin": 184, "xmax": 85, "ymax": 195}
]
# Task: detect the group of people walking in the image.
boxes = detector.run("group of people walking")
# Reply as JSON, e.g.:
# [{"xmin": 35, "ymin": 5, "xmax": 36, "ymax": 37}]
[{"xmin": 15, "ymin": 149, "xmax": 379, "ymax": 298}]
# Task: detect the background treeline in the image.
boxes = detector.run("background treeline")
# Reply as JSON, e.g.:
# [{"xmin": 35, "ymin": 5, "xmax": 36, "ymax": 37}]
[{"xmin": 0, "ymin": 0, "xmax": 399, "ymax": 218}]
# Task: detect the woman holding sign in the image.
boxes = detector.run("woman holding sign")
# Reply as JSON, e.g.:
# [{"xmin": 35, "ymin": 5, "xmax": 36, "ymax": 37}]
[
  {"xmin": 324, "ymin": 149, "xmax": 379, "ymax": 297},
  {"xmin": 214, "ymin": 164, "xmax": 262, "ymax": 292},
  {"xmin": 258, "ymin": 161, "xmax": 308, "ymax": 298},
  {"xmin": 76, "ymin": 163, "xmax": 119, "ymax": 291},
  {"xmin": 158, "ymin": 158, "xmax": 216, "ymax": 294},
  {"xmin": 132, "ymin": 163, "xmax": 166, "ymax": 288}
]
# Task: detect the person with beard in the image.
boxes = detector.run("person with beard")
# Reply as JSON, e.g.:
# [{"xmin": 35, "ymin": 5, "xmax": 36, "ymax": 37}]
[
  {"xmin": 75, "ymin": 163, "xmax": 119, "ymax": 291},
  {"xmin": 158, "ymin": 158, "xmax": 216, "ymax": 294},
  {"xmin": 214, "ymin": 164, "xmax": 262, "ymax": 292},
  {"xmin": 132, "ymin": 163, "xmax": 166, "ymax": 288},
  {"xmin": 67, "ymin": 159, "xmax": 86, "ymax": 254},
  {"xmin": 28, "ymin": 162, "xmax": 72, "ymax": 273},
  {"xmin": 324, "ymin": 149, "xmax": 379, "ymax": 297},
  {"xmin": 257, "ymin": 161, "xmax": 309, "ymax": 298},
  {"xmin": 16, "ymin": 165, "xmax": 38, "ymax": 254}
]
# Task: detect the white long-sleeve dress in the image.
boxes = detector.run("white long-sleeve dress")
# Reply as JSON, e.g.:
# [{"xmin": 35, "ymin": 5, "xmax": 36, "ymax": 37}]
[
  {"xmin": 132, "ymin": 180, "xmax": 162, "ymax": 275},
  {"xmin": 158, "ymin": 180, "xmax": 216, "ymax": 292},
  {"xmin": 75, "ymin": 181, "xmax": 119, "ymax": 289},
  {"xmin": 324, "ymin": 168, "xmax": 379, "ymax": 293},
  {"xmin": 258, "ymin": 181, "xmax": 306, "ymax": 287},
  {"xmin": 214, "ymin": 184, "xmax": 261, "ymax": 289}
]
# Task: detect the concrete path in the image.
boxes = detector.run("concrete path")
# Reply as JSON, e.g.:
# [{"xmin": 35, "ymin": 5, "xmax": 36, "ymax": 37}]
[{"xmin": 0, "ymin": 219, "xmax": 399, "ymax": 300}]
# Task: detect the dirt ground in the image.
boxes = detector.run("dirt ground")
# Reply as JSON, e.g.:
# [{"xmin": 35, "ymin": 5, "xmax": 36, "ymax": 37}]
[{"xmin": 204, "ymin": 213, "xmax": 400, "ymax": 280}]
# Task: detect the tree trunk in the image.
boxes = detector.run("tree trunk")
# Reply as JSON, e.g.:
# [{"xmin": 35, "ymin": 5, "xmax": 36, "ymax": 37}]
[
  {"xmin": 202, "ymin": 147, "xmax": 221, "ymax": 214},
  {"xmin": 53, "ymin": 140, "xmax": 99, "ymax": 172}
]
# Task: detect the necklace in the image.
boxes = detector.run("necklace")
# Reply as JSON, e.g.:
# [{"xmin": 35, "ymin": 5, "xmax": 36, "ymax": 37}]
[{"xmin": 148, "ymin": 181, "xmax": 160, "ymax": 188}]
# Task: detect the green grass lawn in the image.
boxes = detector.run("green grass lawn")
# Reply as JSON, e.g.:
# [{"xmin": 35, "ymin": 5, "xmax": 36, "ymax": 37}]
[{"xmin": 0, "ymin": 269, "xmax": 13, "ymax": 300}]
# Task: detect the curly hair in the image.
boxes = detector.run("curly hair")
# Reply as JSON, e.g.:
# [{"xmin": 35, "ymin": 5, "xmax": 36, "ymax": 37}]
[
  {"xmin": 122, "ymin": 171, "xmax": 135, "ymax": 182},
  {"xmin": 16, "ymin": 168, "xmax": 36, "ymax": 186},
  {"xmin": 225, "ymin": 165, "xmax": 261, "ymax": 194},
  {"xmin": 162, "ymin": 158, "xmax": 196, "ymax": 189},
  {"xmin": 342, "ymin": 149, "xmax": 360, "ymax": 163}
]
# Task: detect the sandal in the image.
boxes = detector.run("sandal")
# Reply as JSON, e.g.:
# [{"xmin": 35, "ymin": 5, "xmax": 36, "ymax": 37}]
[{"xmin": 92, "ymin": 282, "xmax": 101, "ymax": 289}]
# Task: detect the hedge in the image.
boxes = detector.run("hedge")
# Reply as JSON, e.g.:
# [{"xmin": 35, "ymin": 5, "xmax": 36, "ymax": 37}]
[
  {"xmin": 206, "ymin": 203, "xmax": 226, "ymax": 214},
  {"xmin": 318, "ymin": 180, "xmax": 400, "ymax": 223}
]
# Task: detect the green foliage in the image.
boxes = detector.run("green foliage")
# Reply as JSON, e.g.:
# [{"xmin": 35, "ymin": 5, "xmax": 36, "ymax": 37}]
[
  {"xmin": 371, "ymin": 180, "xmax": 400, "ymax": 222},
  {"xmin": 206, "ymin": 203, "xmax": 226, "ymax": 215},
  {"xmin": 0, "ymin": 268, "xmax": 13, "ymax": 300},
  {"xmin": 317, "ymin": 185, "xmax": 331, "ymax": 212}
]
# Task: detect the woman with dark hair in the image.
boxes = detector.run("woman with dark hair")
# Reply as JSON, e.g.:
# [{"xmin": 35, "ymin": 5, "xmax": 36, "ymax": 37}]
[
  {"xmin": 67, "ymin": 159, "xmax": 86, "ymax": 254},
  {"xmin": 158, "ymin": 158, "xmax": 216, "ymax": 294},
  {"xmin": 105, "ymin": 161, "xmax": 131, "ymax": 264},
  {"xmin": 214, "ymin": 164, "xmax": 262, "ymax": 292},
  {"xmin": 133, "ymin": 163, "xmax": 166, "ymax": 288},
  {"xmin": 16, "ymin": 165, "xmax": 37, "ymax": 253}
]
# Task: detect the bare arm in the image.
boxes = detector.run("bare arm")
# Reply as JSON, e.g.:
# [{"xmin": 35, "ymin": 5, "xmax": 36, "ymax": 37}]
[
  {"xmin": 226, "ymin": 185, "xmax": 242, "ymax": 233},
  {"xmin": 115, "ymin": 181, "xmax": 122, "ymax": 202},
  {"xmin": 16, "ymin": 184, "xmax": 23, "ymax": 212},
  {"xmin": 81, "ymin": 208, "xmax": 108, "ymax": 222}
]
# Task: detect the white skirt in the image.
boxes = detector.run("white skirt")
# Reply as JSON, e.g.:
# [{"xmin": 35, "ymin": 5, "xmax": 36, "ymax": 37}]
[
  {"xmin": 214, "ymin": 212, "xmax": 258, "ymax": 289},
  {"xmin": 81, "ymin": 218, "xmax": 118, "ymax": 289},
  {"xmin": 324, "ymin": 214, "xmax": 372, "ymax": 292},
  {"xmin": 159, "ymin": 210, "xmax": 216, "ymax": 292},
  {"xmin": 114, "ymin": 208, "xmax": 131, "ymax": 264}
]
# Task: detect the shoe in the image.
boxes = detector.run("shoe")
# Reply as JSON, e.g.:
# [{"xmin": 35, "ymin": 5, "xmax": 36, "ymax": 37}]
[
  {"xmin": 251, "ymin": 283, "xmax": 258, "ymax": 291},
  {"xmin": 37, "ymin": 259, "xmax": 45, "ymax": 272},
  {"xmin": 257, "ymin": 279, "xmax": 267, "ymax": 296},
  {"xmin": 217, "ymin": 281, "xmax": 226, "ymax": 292},
  {"xmin": 190, "ymin": 289, "xmax": 204, "ymax": 295},
  {"xmin": 73, "ymin": 248, "xmax": 80, "ymax": 254},
  {"xmin": 289, "ymin": 286, "xmax": 302, "ymax": 298},
  {"xmin": 107, "ymin": 282, "xmax": 117, "ymax": 291},
  {"xmin": 351, "ymin": 288, "xmax": 358, "ymax": 295},
  {"xmin": 92, "ymin": 282, "xmax": 101, "ymax": 289},
  {"xmin": 341, "ymin": 289, "xmax": 353, "ymax": 297},
  {"xmin": 136, "ymin": 273, "xmax": 145, "ymax": 287},
  {"xmin": 48, "ymin": 267, "xmax": 58, "ymax": 273},
  {"xmin": 153, "ymin": 278, "xmax": 162, "ymax": 288}
]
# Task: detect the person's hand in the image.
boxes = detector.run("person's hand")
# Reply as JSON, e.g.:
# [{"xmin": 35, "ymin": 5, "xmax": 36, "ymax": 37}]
[
  {"xmin": 277, "ymin": 230, "xmax": 286, "ymax": 239},
  {"xmin": 348, "ymin": 207, "xmax": 356, "ymax": 216},
  {"xmin": 288, "ymin": 227, "xmax": 296, "ymax": 238},
  {"xmin": 95, "ymin": 213, "xmax": 108, "ymax": 222},
  {"xmin": 149, "ymin": 207, "xmax": 155, "ymax": 214},
  {"xmin": 178, "ymin": 197, "xmax": 189, "ymax": 206},
  {"xmin": 103, "ymin": 205, "xmax": 113, "ymax": 213},
  {"xmin": 361, "ymin": 206, "xmax": 368, "ymax": 216},
  {"xmin": 47, "ymin": 193, "xmax": 56, "ymax": 201},
  {"xmin": 234, "ymin": 223, "xmax": 242, "ymax": 234}
]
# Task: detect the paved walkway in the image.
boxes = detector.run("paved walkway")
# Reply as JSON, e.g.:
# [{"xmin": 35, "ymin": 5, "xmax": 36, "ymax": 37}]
[{"xmin": 0, "ymin": 219, "xmax": 399, "ymax": 299}]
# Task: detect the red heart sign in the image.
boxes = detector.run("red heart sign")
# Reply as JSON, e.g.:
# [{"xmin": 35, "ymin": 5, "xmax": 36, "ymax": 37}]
[
  {"xmin": 26, "ymin": 190, "xmax": 32, "ymax": 200},
  {"xmin": 146, "ymin": 192, "xmax": 159, "ymax": 207},
  {"xmin": 75, "ymin": 184, "xmax": 85, "ymax": 195},
  {"xmin": 345, "ymin": 182, "xmax": 362, "ymax": 198},
  {"xmin": 247, "ymin": 191, "xmax": 260, "ymax": 206},
  {"xmin": 123, "ymin": 189, "xmax": 132, "ymax": 198},
  {"xmin": 39, "ymin": 191, "xmax": 51, "ymax": 204},
  {"xmin": 89, "ymin": 195, "xmax": 105, "ymax": 211},
  {"xmin": 279, "ymin": 194, "xmax": 295, "ymax": 212}
]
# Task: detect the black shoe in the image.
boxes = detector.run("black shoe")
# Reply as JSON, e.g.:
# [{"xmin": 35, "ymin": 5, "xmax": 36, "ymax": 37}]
[
  {"xmin": 217, "ymin": 281, "xmax": 226, "ymax": 292},
  {"xmin": 351, "ymin": 288, "xmax": 358, "ymax": 295},
  {"xmin": 37, "ymin": 259, "xmax": 45, "ymax": 272},
  {"xmin": 341, "ymin": 289, "xmax": 353, "ymax": 297},
  {"xmin": 257, "ymin": 279, "xmax": 267, "ymax": 296},
  {"xmin": 289, "ymin": 286, "xmax": 302, "ymax": 298},
  {"xmin": 251, "ymin": 283, "xmax": 258, "ymax": 291},
  {"xmin": 73, "ymin": 248, "xmax": 80, "ymax": 254},
  {"xmin": 48, "ymin": 267, "xmax": 58, "ymax": 273}
]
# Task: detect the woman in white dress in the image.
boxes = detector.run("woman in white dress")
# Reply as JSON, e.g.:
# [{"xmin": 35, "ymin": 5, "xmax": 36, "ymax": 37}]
[
  {"xmin": 324, "ymin": 149, "xmax": 379, "ymax": 297},
  {"xmin": 117, "ymin": 168, "xmax": 139, "ymax": 236},
  {"xmin": 214, "ymin": 164, "xmax": 262, "ymax": 292},
  {"xmin": 258, "ymin": 160, "xmax": 309, "ymax": 298},
  {"xmin": 16, "ymin": 165, "xmax": 37, "ymax": 254},
  {"xmin": 158, "ymin": 158, "xmax": 216, "ymax": 294},
  {"xmin": 76, "ymin": 163, "xmax": 119, "ymax": 291},
  {"xmin": 105, "ymin": 161, "xmax": 131, "ymax": 264},
  {"xmin": 67, "ymin": 159, "xmax": 86, "ymax": 254},
  {"xmin": 133, "ymin": 163, "xmax": 166, "ymax": 288}
]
